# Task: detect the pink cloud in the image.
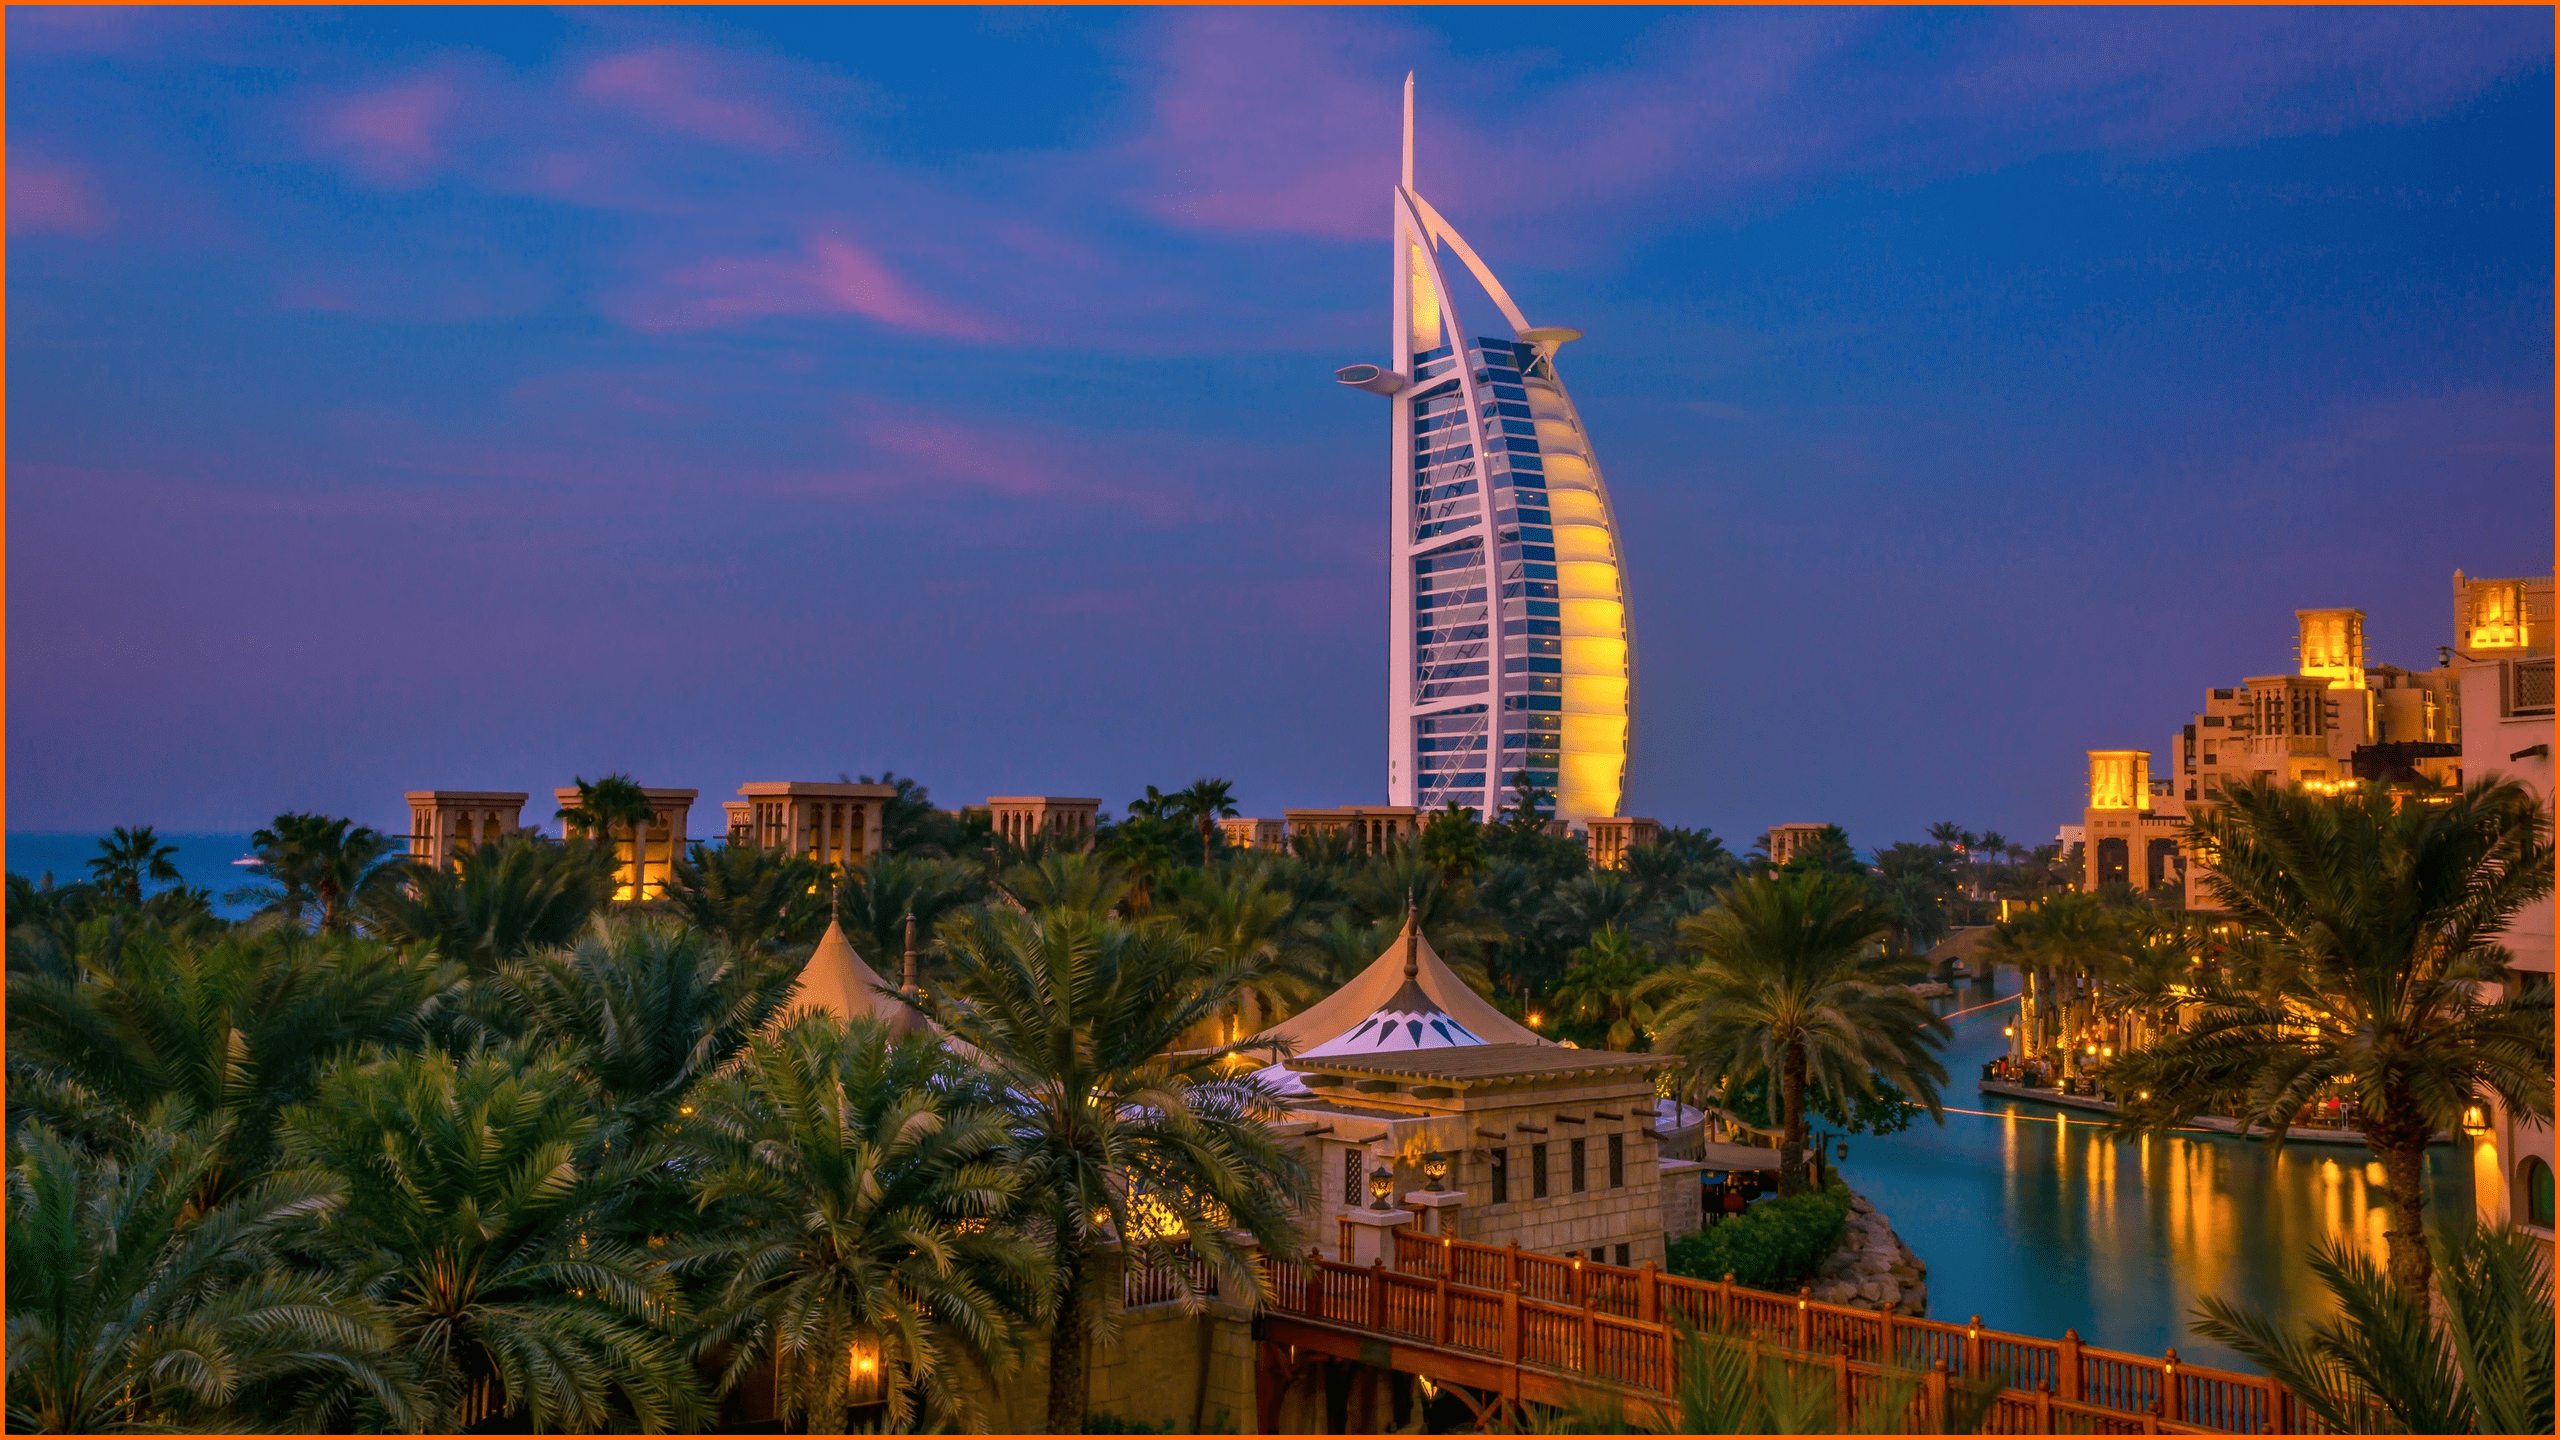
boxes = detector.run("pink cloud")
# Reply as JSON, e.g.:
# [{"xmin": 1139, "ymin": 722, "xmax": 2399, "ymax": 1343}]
[
  {"xmin": 314, "ymin": 72, "xmax": 462, "ymax": 185},
  {"xmin": 11, "ymin": 161, "xmax": 108, "ymax": 235},
  {"xmin": 617, "ymin": 234, "xmax": 998, "ymax": 339},
  {"xmin": 848, "ymin": 413, "xmax": 1193, "ymax": 522},
  {"xmin": 1120, "ymin": 9, "xmax": 2545, "ymax": 250},
  {"xmin": 576, "ymin": 46, "xmax": 800, "ymax": 151}
]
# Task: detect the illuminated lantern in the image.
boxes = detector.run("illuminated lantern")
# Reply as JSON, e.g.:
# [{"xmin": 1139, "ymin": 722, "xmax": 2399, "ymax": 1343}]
[
  {"xmin": 2462, "ymin": 1104, "xmax": 2490, "ymax": 1138},
  {"xmin": 1423, "ymin": 1151, "xmax": 1451, "ymax": 1192},
  {"xmin": 848, "ymin": 1331, "xmax": 885, "ymax": 1406},
  {"xmin": 1369, "ymin": 1164, "xmax": 1396, "ymax": 1211}
]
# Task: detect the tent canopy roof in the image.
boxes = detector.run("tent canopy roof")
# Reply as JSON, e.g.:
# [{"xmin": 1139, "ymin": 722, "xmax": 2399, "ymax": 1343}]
[
  {"xmin": 796, "ymin": 920, "xmax": 930, "ymax": 1037},
  {"xmin": 1256, "ymin": 916, "xmax": 1545, "ymax": 1056}
]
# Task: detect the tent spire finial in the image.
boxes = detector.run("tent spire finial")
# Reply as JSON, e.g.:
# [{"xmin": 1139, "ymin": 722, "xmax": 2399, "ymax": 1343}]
[
  {"xmin": 901, "ymin": 911, "xmax": 918, "ymax": 995},
  {"xmin": 1403, "ymin": 890, "xmax": 1420, "ymax": 980}
]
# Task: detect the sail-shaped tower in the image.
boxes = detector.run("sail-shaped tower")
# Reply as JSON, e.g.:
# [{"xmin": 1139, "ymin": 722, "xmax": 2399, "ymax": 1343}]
[{"xmin": 1337, "ymin": 75, "xmax": 1635, "ymax": 828}]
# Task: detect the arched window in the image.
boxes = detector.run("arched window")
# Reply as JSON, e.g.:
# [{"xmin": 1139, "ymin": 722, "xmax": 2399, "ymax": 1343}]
[{"xmin": 2521, "ymin": 1157, "xmax": 2554, "ymax": 1229}]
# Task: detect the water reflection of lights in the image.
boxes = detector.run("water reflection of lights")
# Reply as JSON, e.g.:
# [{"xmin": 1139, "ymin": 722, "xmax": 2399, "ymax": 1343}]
[{"xmin": 1842, "ymin": 968, "xmax": 2472, "ymax": 1371}]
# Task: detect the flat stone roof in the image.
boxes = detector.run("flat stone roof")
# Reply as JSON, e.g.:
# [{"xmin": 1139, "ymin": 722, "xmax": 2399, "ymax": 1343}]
[{"xmin": 1286, "ymin": 1042, "xmax": 1670, "ymax": 1086}]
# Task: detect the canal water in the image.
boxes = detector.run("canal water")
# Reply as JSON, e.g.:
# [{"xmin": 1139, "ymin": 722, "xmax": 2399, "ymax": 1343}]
[{"xmin": 1838, "ymin": 965, "xmax": 2470, "ymax": 1374}]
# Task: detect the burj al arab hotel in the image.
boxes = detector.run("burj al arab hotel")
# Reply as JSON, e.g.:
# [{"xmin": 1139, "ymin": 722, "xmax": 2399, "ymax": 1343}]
[{"xmin": 1337, "ymin": 76, "xmax": 1635, "ymax": 828}]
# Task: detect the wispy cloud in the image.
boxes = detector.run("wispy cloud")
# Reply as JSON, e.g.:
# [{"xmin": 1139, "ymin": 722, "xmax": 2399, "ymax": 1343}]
[
  {"xmin": 311, "ymin": 70, "xmax": 468, "ymax": 187},
  {"xmin": 612, "ymin": 233, "xmax": 1000, "ymax": 339},
  {"xmin": 1117, "ymin": 8, "xmax": 2549, "ymax": 251},
  {"xmin": 574, "ymin": 45, "xmax": 807, "ymax": 152},
  {"xmin": 10, "ymin": 159, "xmax": 109, "ymax": 235}
]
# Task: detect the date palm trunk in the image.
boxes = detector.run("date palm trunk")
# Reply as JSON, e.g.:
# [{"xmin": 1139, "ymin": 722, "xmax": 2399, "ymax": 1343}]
[
  {"xmin": 1778, "ymin": 1042, "xmax": 1810, "ymax": 1197},
  {"xmin": 1044, "ymin": 1250, "xmax": 1095, "ymax": 1433},
  {"xmin": 2365, "ymin": 1098, "xmax": 2436, "ymax": 1296}
]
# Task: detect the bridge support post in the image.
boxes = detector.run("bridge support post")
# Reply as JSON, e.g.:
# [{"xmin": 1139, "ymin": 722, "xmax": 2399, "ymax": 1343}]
[
  {"xmin": 2059, "ymin": 1329, "xmax": 2082, "ymax": 1402},
  {"xmin": 2036, "ymin": 1382, "xmax": 2055, "ymax": 1434},
  {"xmin": 1926, "ymin": 1360, "xmax": 1949, "ymax": 1434},
  {"xmin": 2162, "ymin": 1348, "xmax": 2181, "ymax": 1425},
  {"xmin": 1502, "ymin": 1281, "xmax": 1521, "ymax": 1367},
  {"xmin": 1639, "ymin": 1261, "xmax": 1658, "ymax": 1324}
]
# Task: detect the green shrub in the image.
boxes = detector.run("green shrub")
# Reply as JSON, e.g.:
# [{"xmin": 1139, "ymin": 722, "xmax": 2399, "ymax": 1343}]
[{"xmin": 1665, "ymin": 1180, "xmax": 1852, "ymax": 1291}]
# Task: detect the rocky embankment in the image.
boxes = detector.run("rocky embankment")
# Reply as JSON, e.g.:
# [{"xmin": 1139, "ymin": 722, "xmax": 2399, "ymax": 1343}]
[{"xmin": 1809, "ymin": 1190, "xmax": 1928, "ymax": 1316}]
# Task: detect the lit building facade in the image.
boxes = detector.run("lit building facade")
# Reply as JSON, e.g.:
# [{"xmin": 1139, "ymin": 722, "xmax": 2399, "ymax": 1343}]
[
  {"xmin": 1338, "ymin": 76, "xmax": 1634, "ymax": 828},
  {"xmin": 2450, "ymin": 571, "xmax": 2554, "ymax": 1237},
  {"xmin": 2068, "ymin": 605, "xmax": 2467, "ymax": 904},
  {"xmin": 404, "ymin": 791, "xmax": 526, "ymax": 871}
]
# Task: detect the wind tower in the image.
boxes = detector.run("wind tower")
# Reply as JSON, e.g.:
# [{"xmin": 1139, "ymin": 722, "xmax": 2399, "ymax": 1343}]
[{"xmin": 1336, "ymin": 74, "xmax": 1635, "ymax": 828}]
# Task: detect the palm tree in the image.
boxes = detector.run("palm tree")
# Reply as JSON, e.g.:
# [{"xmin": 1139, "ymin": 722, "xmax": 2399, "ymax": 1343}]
[
  {"xmin": 279, "ymin": 1043, "xmax": 705, "ymax": 1432},
  {"xmin": 920, "ymin": 906, "xmax": 1312, "ymax": 1433},
  {"xmin": 1981, "ymin": 892, "xmax": 2125, "ymax": 1074},
  {"xmin": 359, "ymin": 832, "xmax": 616, "ymax": 973},
  {"xmin": 1504, "ymin": 770, "xmax": 1555, "ymax": 833},
  {"xmin": 838, "ymin": 853, "xmax": 983, "ymax": 977},
  {"xmin": 993, "ymin": 849, "xmax": 1132, "ymax": 918},
  {"xmin": 1164, "ymin": 866, "xmax": 1325, "ymax": 1039},
  {"xmin": 6, "ymin": 927, "xmax": 460, "ymax": 1203},
  {"xmin": 1650, "ymin": 873, "xmax": 1949, "ymax": 1196},
  {"xmin": 677, "ymin": 1014, "xmax": 1048, "ymax": 1431},
  {"xmin": 1550, "ymin": 926, "xmax": 1661, "ymax": 1050},
  {"xmin": 85, "ymin": 826, "xmax": 179, "ymax": 909},
  {"xmin": 6, "ymin": 1104, "xmax": 417, "ymax": 1433},
  {"xmin": 558, "ymin": 773, "xmax": 659, "ymax": 903},
  {"xmin": 1870, "ymin": 842, "xmax": 1959, "ymax": 956},
  {"xmin": 1419, "ymin": 801, "xmax": 1484, "ymax": 880},
  {"xmin": 483, "ymin": 918, "xmax": 800, "ymax": 1145},
  {"xmin": 1168, "ymin": 777, "xmax": 1240, "ymax": 868},
  {"xmin": 234, "ymin": 812, "xmax": 404, "ymax": 933},
  {"xmin": 2191, "ymin": 1218, "xmax": 2553, "ymax": 1435},
  {"xmin": 660, "ymin": 841, "xmax": 831, "ymax": 953},
  {"xmin": 1544, "ymin": 868, "xmax": 1647, "ymax": 946},
  {"xmin": 2109, "ymin": 777, "xmax": 2553, "ymax": 1295}
]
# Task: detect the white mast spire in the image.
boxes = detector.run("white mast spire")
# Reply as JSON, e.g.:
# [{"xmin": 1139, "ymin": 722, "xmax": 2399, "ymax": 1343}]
[{"xmin": 1401, "ymin": 71, "xmax": 1415, "ymax": 191}]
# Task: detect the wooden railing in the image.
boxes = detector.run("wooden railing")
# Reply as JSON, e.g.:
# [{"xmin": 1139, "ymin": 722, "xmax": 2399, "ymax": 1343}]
[
  {"xmin": 1267, "ymin": 1228, "xmax": 2303, "ymax": 1435},
  {"xmin": 1120, "ymin": 1245, "xmax": 1224, "ymax": 1309}
]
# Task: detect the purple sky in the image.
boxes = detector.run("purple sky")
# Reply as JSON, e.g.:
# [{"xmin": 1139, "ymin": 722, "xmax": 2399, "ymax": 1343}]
[{"xmin": 8, "ymin": 8, "xmax": 2552, "ymax": 849}]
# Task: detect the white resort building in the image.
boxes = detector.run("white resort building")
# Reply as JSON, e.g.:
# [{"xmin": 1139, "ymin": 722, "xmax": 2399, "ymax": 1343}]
[{"xmin": 1339, "ymin": 76, "xmax": 1636, "ymax": 830}]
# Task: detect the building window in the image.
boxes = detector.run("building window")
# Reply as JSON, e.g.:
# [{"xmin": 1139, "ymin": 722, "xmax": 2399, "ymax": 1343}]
[
  {"xmin": 1532, "ymin": 1143, "xmax": 1549, "ymax": 1199},
  {"xmin": 1570, "ymin": 1138, "xmax": 1587, "ymax": 1193},
  {"xmin": 1491, "ymin": 1148, "xmax": 1510, "ymax": 1204},
  {"xmin": 1615, "ymin": 1243, "xmax": 1631, "ymax": 1267},
  {"xmin": 1590, "ymin": 1246, "xmax": 1606, "ymax": 1263},
  {"xmin": 1609, "ymin": 1133, "xmax": 1625, "ymax": 1188},
  {"xmin": 2526, "ymin": 1157, "xmax": 2555, "ymax": 1229},
  {"xmin": 1344, "ymin": 1151, "xmax": 1361, "ymax": 1207}
]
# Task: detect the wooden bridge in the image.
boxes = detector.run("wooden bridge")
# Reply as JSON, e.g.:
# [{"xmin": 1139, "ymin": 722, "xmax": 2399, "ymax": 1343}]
[{"xmin": 1234, "ymin": 1228, "xmax": 2311, "ymax": 1434}]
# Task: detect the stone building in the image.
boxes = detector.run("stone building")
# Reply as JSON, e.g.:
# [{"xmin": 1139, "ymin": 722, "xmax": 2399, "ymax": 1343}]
[
  {"xmin": 403, "ymin": 791, "xmax": 526, "ymax": 870},
  {"xmin": 1583, "ymin": 815, "xmax": 1659, "ymax": 870},
  {"xmin": 1253, "ymin": 917, "xmax": 1703, "ymax": 1272},
  {"xmin": 986, "ymin": 796, "xmax": 1101, "ymax": 848},
  {"xmin": 722, "ymin": 780, "xmax": 894, "ymax": 871},
  {"xmin": 2452, "ymin": 570, "xmax": 2554, "ymax": 1239},
  {"xmin": 553, "ymin": 785, "xmax": 695, "ymax": 903},
  {"xmin": 1282, "ymin": 806, "xmax": 1421, "ymax": 853}
]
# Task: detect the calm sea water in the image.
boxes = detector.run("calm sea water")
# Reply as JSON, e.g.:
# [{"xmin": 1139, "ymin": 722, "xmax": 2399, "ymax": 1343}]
[
  {"xmin": 8, "ymin": 831, "xmax": 266, "ymax": 918},
  {"xmin": 1841, "ymin": 966, "xmax": 2469, "ymax": 1373}
]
